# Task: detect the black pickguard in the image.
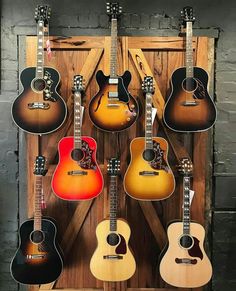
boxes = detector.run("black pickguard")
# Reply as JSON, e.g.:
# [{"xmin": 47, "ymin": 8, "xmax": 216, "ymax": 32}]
[
  {"xmin": 188, "ymin": 236, "xmax": 203, "ymax": 260},
  {"xmin": 115, "ymin": 234, "xmax": 127, "ymax": 255},
  {"xmin": 149, "ymin": 141, "xmax": 169, "ymax": 172},
  {"xmin": 79, "ymin": 140, "xmax": 97, "ymax": 170}
]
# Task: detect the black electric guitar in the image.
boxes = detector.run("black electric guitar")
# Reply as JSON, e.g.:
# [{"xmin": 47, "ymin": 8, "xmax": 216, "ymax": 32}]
[
  {"xmin": 10, "ymin": 156, "xmax": 63, "ymax": 285},
  {"xmin": 11, "ymin": 5, "xmax": 67, "ymax": 134},
  {"xmin": 88, "ymin": 2, "xmax": 139, "ymax": 132},
  {"xmin": 163, "ymin": 7, "xmax": 216, "ymax": 132}
]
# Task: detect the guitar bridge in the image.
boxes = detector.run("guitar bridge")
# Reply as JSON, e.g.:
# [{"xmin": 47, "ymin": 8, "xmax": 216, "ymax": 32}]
[
  {"xmin": 181, "ymin": 101, "xmax": 199, "ymax": 106},
  {"xmin": 103, "ymin": 255, "xmax": 123, "ymax": 260},
  {"xmin": 67, "ymin": 170, "xmax": 88, "ymax": 176},
  {"xmin": 139, "ymin": 171, "xmax": 159, "ymax": 176},
  {"xmin": 28, "ymin": 102, "xmax": 50, "ymax": 110},
  {"xmin": 108, "ymin": 92, "xmax": 119, "ymax": 98},
  {"xmin": 175, "ymin": 258, "xmax": 197, "ymax": 265},
  {"xmin": 26, "ymin": 254, "xmax": 46, "ymax": 259}
]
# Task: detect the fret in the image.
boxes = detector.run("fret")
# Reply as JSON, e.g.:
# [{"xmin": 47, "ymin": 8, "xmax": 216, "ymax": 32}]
[
  {"xmin": 183, "ymin": 176, "xmax": 191, "ymax": 234},
  {"xmin": 110, "ymin": 19, "xmax": 118, "ymax": 78},
  {"xmin": 109, "ymin": 175, "xmax": 118, "ymax": 231},
  {"xmin": 186, "ymin": 22, "xmax": 193, "ymax": 78},
  {"xmin": 145, "ymin": 93, "xmax": 153, "ymax": 150},
  {"xmin": 74, "ymin": 92, "xmax": 82, "ymax": 149},
  {"xmin": 36, "ymin": 20, "xmax": 45, "ymax": 79},
  {"xmin": 34, "ymin": 175, "xmax": 43, "ymax": 231}
]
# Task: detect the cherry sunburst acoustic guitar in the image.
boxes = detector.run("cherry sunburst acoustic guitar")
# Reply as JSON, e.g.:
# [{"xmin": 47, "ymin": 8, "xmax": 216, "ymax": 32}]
[
  {"xmin": 88, "ymin": 2, "xmax": 139, "ymax": 132},
  {"xmin": 163, "ymin": 7, "xmax": 216, "ymax": 132},
  {"xmin": 11, "ymin": 5, "xmax": 67, "ymax": 135},
  {"xmin": 124, "ymin": 76, "xmax": 175, "ymax": 200},
  {"xmin": 159, "ymin": 158, "xmax": 212, "ymax": 288},
  {"xmin": 52, "ymin": 75, "xmax": 103, "ymax": 200},
  {"xmin": 90, "ymin": 158, "xmax": 136, "ymax": 282}
]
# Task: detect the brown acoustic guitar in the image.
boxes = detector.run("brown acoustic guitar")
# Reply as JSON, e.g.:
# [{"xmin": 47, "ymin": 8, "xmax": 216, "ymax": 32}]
[
  {"xmin": 88, "ymin": 2, "xmax": 139, "ymax": 132},
  {"xmin": 159, "ymin": 158, "xmax": 212, "ymax": 288}
]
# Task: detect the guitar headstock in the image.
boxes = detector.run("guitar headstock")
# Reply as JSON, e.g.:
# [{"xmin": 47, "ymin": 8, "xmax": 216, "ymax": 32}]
[
  {"xmin": 178, "ymin": 158, "xmax": 193, "ymax": 176},
  {"xmin": 107, "ymin": 158, "xmax": 120, "ymax": 176},
  {"xmin": 34, "ymin": 156, "xmax": 47, "ymax": 176},
  {"xmin": 72, "ymin": 75, "xmax": 85, "ymax": 93},
  {"xmin": 34, "ymin": 5, "xmax": 51, "ymax": 25},
  {"xmin": 181, "ymin": 6, "xmax": 195, "ymax": 26},
  {"xmin": 142, "ymin": 76, "xmax": 155, "ymax": 94},
  {"xmin": 106, "ymin": 2, "xmax": 122, "ymax": 20}
]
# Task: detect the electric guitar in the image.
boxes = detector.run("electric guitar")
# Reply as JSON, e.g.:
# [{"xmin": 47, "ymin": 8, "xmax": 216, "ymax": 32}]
[
  {"xmin": 11, "ymin": 5, "xmax": 67, "ymax": 134},
  {"xmin": 52, "ymin": 75, "xmax": 103, "ymax": 200},
  {"xmin": 124, "ymin": 76, "xmax": 175, "ymax": 200},
  {"xmin": 90, "ymin": 158, "xmax": 136, "ymax": 281},
  {"xmin": 10, "ymin": 156, "xmax": 63, "ymax": 285},
  {"xmin": 163, "ymin": 7, "xmax": 216, "ymax": 132},
  {"xmin": 159, "ymin": 158, "xmax": 212, "ymax": 288},
  {"xmin": 88, "ymin": 2, "xmax": 139, "ymax": 132}
]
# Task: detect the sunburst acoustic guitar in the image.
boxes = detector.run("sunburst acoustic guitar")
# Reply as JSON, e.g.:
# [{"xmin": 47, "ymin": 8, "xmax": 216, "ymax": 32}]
[
  {"xmin": 159, "ymin": 158, "xmax": 212, "ymax": 288},
  {"xmin": 90, "ymin": 158, "xmax": 136, "ymax": 282},
  {"xmin": 88, "ymin": 2, "xmax": 139, "ymax": 132},
  {"xmin": 124, "ymin": 76, "xmax": 175, "ymax": 200},
  {"xmin": 52, "ymin": 75, "xmax": 103, "ymax": 200},
  {"xmin": 163, "ymin": 6, "xmax": 216, "ymax": 132},
  {"xmin": 11, "ymin": 5, "xmax": 67, "ymax": 135}
]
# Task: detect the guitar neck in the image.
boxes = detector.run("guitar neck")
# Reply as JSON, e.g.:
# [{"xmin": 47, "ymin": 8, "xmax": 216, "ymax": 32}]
[
  {"xmin": 182, "ymin": 176, "xmax": 191, "ymax": 235},
  {"xmin": 110, "ymin": 19, "xmax": 118, "ymax": 78},
  {"xmin": 34, "ymin": 175, "xmax": 43, "ymax": 231},
  {"xmin": 109, "ymin": 175, "xmax": 118, "ymax": 231},
  {"xmin": 74, "ymin": 91, "xmax": 82, "ymax": 149},
  {"xmin": 36, "ymin": 20, "xmax": 45, "ymax": 79},
  {"xmin": 186, "ymin": 21, "xmax": 193, "ymax": 78},
  {"xmin": 145, "ymin": 92, "xmax": 153, "ymax": 149}
]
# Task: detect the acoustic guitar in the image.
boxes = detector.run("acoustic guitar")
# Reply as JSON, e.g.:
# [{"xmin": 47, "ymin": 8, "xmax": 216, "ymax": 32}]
[
  {"xmin": 88, "ymin": 2, "xmax": 139, "ymax": 132},
  {"xmin": 11, "ymin": 5, "xmax": 67, "ymax": 134},
  {"xmin": 163, "ymin": 6, "xmax": 216, "ymax": 132},
  {"xmin": 159, "ymin": 158, "xmax": 212, "ymax": 288},
  {"xmin": 124, "ymin": 76, "xmax": 175, "ymax": 200},
  {"xmin": 52, "ymin": 75, "xmax": 103, "ymax": 200},
  {"xmin": 90, "ymin": 158, "xmax": 136, "ymax": 281},
  {"xmin": 10, "ymin": 156, "xmax": 63, "ymax": 285}
]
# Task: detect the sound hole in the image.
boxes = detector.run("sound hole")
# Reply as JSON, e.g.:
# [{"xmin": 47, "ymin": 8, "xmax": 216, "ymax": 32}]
[
  {"xmin": 32, "ymin": 78, "xmax": 46, "ymax": 91},
  {"xmin": 107, "ymin": 233, "xmax": 120, "ymax": 246},
  {"xmin": 71, "ymin": 148, "xmax": 84, "ymax": 161},
  {"xmin": 30, "ymin": 230, "xmax": 44, "ymax": 244},
  {"xmin": 179, "ymin": 234, "xmax": 194, "ymax": 249},
  {"xmin": 143, "ymin": 149, "xmax": 156, "ymax": 162},
  {"xmin": 182, "ymin": 77, "xmax": 197, "ymax": 92}
]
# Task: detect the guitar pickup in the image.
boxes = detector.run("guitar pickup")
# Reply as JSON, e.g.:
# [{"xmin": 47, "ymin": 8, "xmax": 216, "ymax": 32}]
[
  {"xmin": 109, "ymin": 78, "xmax": 118, "ymax": 84},
  {"xmin": 139, "ymin": 171, "xmax": 159, "ymax": 176},
  {"xmin": 175, "ymin": 258, "xmax": 197, "ymax": 265},
  {"xmin": 26, "ymin": 254, "xmax": 46, "ymax": 259},
  {"xmin": 181, "ymin": 101, "xmax": 199, "ymax": 106},
  {"xmin": 28, "ymin": 102, "xmax": 50, "ymax": 110},
  {"xmin": 103, "ymin": 255, "xmax": 123, "ymax": 260},
  {"xmin": 108, "ymin": 92, "xmax": 119, "ymax": 98},
  {"xmin": 67, "ymin": 170, "xmax": 88, "ymax": 176}
]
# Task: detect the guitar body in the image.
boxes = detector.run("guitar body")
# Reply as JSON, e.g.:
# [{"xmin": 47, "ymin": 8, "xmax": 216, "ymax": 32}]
[
  {"xmin": 163, "ymin": 67, "xmax": 217, "ymax": 132},
  {"xmin": 10, "ymin": 218, "xmax": 63, "ymax": 285},
  {"xmin": 12, "ymin": 67, "xmax": 67, "ymax": 134},
  {"xmin": 52, "ymin": 136, "xmax": 103, "ymax": 200},
  {"xmin": 90, "ymin": 219, "xmax": 136, "ymax": 281},
  {"xmin": 89, "ymin": 70, "xmax": 139, "ymax": 132},
  {"xmin": 124, "ymin": 137, "xmax": 175, "ymax": 200},
  {"xmin": 159, "ymin": 222, "xmax": 212, "ymax": 288}
]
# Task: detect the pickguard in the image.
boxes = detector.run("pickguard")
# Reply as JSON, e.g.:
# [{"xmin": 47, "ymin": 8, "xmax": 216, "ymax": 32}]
[
  {"xmin": 150, "ymin": 141, "xmax": 169, "ymax": 172},
  {"xmin": 43, "ymin": 71, "xmax": 56, "ymax": 102},
  {"xmin": 193, "ymin": 78, "xmax": 207, "ymax": 100},
  {"xmin": 115, "ymin": 234, "xmax": 127, "ymax": 255},
  {"xmin": 188, "ymin": 236, "xmax": 203, "ymax": 260},
  {"xmin": 79, "ymin": 140, "xmax": 97, "ymax": 170}
]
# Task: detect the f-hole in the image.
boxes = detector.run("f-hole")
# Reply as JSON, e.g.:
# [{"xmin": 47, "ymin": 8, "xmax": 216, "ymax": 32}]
[
  {"xmin": 31, "ymin": 78, "xmax": 46, "ymax": 92},
  {"xmin": 71, "ymin": 148, "xmax": 84, "ymax": 161},
  {"xmin": 143, "ymin": 149, "xmax": 156, "ymax": 162},
  {"xmin": 107, "ymin": 233, "xmax": 120, "ymax": 246},
  {"xmin": 30, "ymin": 230, "xmax": 45, "ymax": 244},
  {"xmin": 182, "ymin": 77, "xmax": 198, "ymax": 93},
  {"xmin": 179, "ymin": 234, "xmax": 194, "ymax": 250}
]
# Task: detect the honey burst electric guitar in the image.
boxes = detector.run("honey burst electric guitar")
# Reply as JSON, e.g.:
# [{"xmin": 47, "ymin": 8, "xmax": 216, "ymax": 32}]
[
  {"xmin": 88, "ymin": 2, "xmax": 139, "ymax": 132},
  {"xmin": 10, "ymin": 156, "xmax": 63, "ymax": 285},
  {"xmin": 52, "ymin": 75, "xmax": 103, "ymax": 200},
  {"xmin": 163, "ymin": 7, "xmax": 216, "ymax": 132},
  {"xmin": 124, "ymin": 76, "xmax": 175, "ymax": 200},
  {"xmin": 11, "ymin": 5, "xmax": 67, "ymax": 134},
  {"xmin": 90, "ymin": 158, "xmax": 136, "ymax": 282},
  {"xmin": 159, "ymin": 158, "xmax": 212, "ymax": 288}
]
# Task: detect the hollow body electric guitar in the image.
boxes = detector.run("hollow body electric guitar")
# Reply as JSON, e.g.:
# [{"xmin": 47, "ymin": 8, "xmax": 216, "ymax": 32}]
[
  {"xmin": 124, "ymin": 77, "xmax": 175, "ymax": 200},
  {"xmin": 89, "ymin": 2, "xmax": 139, "ymax": 132},
  {"xmin": 11, "ymin": 5, "xmax": 67, "ymax": 134},
  {"xmin": 52, "ymin": 75, "xmax": 103, "ymax": 200},
  {"xmin": 159, "ymin": 158, "xmax": 212, "ymax": 288},
  {"xmin": 10, "ymin": 156, "xmax": 63, "ymax": 285},
  {"xmin": 90, "ymin": 158, "xmax": 136, "ymax": 281},
  {"xmin": 163, "ymin": 7, "xmax": 216, "ymax": 132}
]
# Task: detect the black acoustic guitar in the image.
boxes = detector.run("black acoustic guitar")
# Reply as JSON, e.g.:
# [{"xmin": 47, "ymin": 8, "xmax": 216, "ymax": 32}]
[
  {"xmin": 88, "ymin": 2, "xmax": 139, "ymax": 132},
  {"xmin": 163, "ymin": 7, "xmax": 216, "ymax": 132},
  {"xmin": 11, "ymin": 5, "xmax": 67, "ymax": 135},
  {"xmin": 10, "ymin": 156, "xmax": 63, "ymax": 285}
]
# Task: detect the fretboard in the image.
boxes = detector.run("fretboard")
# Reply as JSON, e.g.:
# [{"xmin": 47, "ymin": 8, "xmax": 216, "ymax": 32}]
[
  {"xmin": 36, "ymin": 20, "xmax": 45, "ymax": 79},
  {"xmin": 34, "ymin": 175, "xmax": 43, "ymax": 231},
  {"xmin": 109, "ymin": 175, "xmax": 118, "ymax": 231},
  {"xmin": 110, "ymin": 19, "xmax": 118, "ymax": 78},
  {"xmin": 74, "ymin": 91, "xmax": 82, "ymax": 149},
  {"xmin": 186, "ymin": 22, "xmax": 193, "ymax": 78},
  {"xmin": 183, "ymin": 176, "xmax": 191, "ymax": 234},
  {"xmin": 145, "ymin": 92, "xmax": 153, "ymax": 149}
]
